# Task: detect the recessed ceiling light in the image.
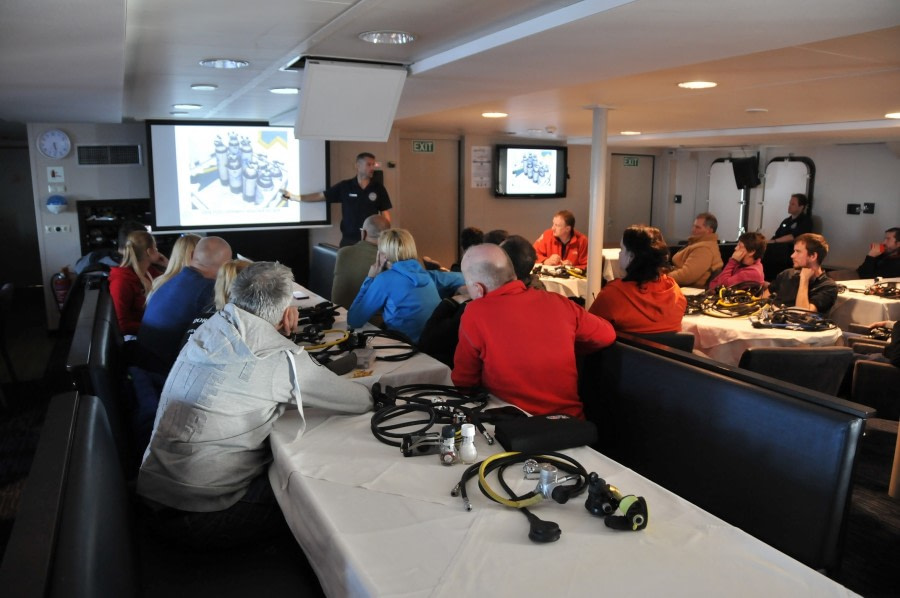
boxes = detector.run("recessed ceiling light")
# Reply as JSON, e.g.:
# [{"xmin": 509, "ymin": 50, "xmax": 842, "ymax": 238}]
[
  {"xmin": 482, "ymin": 112, "xmax": 508, "ymax": 118},
  {"xmin": 269, "ymin": 87, "xmax": 300, "ymax": 95},
  {"xmin": 678, "ymin": 81, "xmax": 717, "ymax": 89},
  {"xmin": 886, "ymin": 112, "xmax": 900, "ymax": 119},
  {"xmin": 172, "ymin": 104, "xmax": 202, "ymax": 110},
  {"xmin": 191, "ymin": 84, "xmax": 218, "ymax": 91},
  {"xmin": 745, "ymin": 107, "xmax": 768, "ymax": 113},
  {"xmin": 169, "ymin": 111, "xmax": 188, "ymax": 116},
  {"xmin": 358, "ymin": 30, "xmax": 416, "ymax": 44},
  {"xmin": 199, "ymin": 58, "xmax": 249, "ymax": 69},
  {"xmin": 620, "ymin": 131, "xmax": 641, "ymax": 135}
]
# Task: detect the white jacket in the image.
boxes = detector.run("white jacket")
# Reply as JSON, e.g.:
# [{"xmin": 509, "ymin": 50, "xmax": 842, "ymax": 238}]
[{"xmin": 138, "ymin": 303, "xmax": 372, "ymax": 511}]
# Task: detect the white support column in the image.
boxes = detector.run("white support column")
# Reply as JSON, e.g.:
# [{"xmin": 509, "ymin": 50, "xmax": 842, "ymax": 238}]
[{"xmin": 585, "ymin": 106, "xmax": 608, "ymax": 310}]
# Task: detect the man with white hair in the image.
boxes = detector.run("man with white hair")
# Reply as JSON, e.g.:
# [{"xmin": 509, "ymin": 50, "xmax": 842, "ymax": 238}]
[
  {"xmin": 452, "ymin": 244, "xmax": 615, "ymax": 418},
  {"xmin": 138, "ymin": 261, "xmax": 371, "ymax": 547}
]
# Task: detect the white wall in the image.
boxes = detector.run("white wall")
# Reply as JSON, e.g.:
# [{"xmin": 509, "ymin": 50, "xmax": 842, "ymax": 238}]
[
  {"xmin": 27, "ymin": 122, "xmax": 149, "ymax": 329},
  {"xmin": 668, "ymin": 143, "xmax": 900, "ymax": 269}
]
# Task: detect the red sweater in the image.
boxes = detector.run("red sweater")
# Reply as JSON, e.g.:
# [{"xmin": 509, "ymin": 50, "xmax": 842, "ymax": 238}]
[
  {"xmin": 533, "ymin": 229, "xmax": 589, "ymax": 269},
  {"xmin": 452, "ymin": 281, "xmax": 615, "ymax": 418},
  {"xmin": 589, "ymin": 276, "xmax": 686, "ymax": 334},
  {"xmin": 109, "ymin": 266, "xmax": 155, "ymax": 335}
]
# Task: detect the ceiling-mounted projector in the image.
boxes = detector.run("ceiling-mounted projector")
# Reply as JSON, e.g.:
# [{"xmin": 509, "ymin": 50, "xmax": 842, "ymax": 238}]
[{"xmin": 291, "ymin": 58, "xmax": 407, "ymax": 142}]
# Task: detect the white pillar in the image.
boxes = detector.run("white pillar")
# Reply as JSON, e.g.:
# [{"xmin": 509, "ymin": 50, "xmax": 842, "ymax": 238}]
[{"xmin": 585, "ymin": 106, "xmax": 607, "ymax": 309}]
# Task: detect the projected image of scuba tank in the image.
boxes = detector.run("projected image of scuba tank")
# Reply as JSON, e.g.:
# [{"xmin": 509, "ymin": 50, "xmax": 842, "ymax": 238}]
[
  {"xmin": 256, "ymin": 165, "xmax": 274, "ymax": 205},
  {"xmin": 240, "ymin": 136, "xmax": 253, "ymax": 166},
  {"xmin": 227, "ymin": 155, "xmax": 242, "ymax": 194},
  {"xmin": 242, "ymin": 159, "xmax": 258, "ymax": 203},
  {"xmin": 269, "ymin": 160, "xmax": 283, "ymax": 194},
  {"xmin": 214, "ymin": 136, "xmax": 228, "ymax": 185}
]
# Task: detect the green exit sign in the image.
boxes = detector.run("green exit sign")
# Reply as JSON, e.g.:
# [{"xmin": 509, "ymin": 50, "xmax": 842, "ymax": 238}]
[
  {"xmin": 623, "ymin": 156, "xmax": 639, "ymax": 167},
  {"xmin": 412, "ymin": 140, "xmax": 434, "ymax": 153}
]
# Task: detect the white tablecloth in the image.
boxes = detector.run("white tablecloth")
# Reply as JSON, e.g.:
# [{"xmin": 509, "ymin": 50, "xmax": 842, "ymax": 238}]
[
  {"xmin": 292, "ymin": 285, "xmax": 451, "ymax": 388},
  {"xmin": 681, "ymin": 312, "xmax": 845, "ymax": 366},
  {"xmin": 602, "ymin": 247, "xmax": 623, "ymax": 281},
  {"xmin": 269, "ymin": 408, "xmax": 856, "ymax": 598},
  {"xmin": 539, "ymin": 275, "xmax": 587, "ymax": 299},
  {"xmin": 830, "ymin": 279, "xmax": 900, "ymax": 331}
]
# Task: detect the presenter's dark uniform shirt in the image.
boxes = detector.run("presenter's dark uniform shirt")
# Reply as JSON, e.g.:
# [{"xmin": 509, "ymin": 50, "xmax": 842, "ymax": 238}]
[
  {"xmin": 325, "ymin": 177, "xmax": 392, "ymax": 246},
  {"xmin": 772, "ymin": 213, "xmax": 812, "ymax": 241}
]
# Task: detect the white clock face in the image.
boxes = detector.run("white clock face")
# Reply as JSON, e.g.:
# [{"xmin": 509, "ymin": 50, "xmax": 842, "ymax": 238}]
[{"xmin": 37, "ymin": 129, "xmax": 72, "ymax": 159}]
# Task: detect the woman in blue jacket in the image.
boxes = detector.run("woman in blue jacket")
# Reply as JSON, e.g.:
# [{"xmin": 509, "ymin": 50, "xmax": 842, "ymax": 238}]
[{"xmin": 348, "ymin": 228, "xmax": 464, "ymax": 343}]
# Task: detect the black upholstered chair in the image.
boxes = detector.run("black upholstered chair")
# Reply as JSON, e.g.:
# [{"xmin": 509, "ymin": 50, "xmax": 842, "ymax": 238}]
[
  {"xmin": 308, "ymin": 243, "xmax": 339, "ymax": 300},
  {"xmin": 738, "ymin": 346, "xmax": 854, "ymax": 396},
  {"xmin": 633, "ymin": 331, "xmax": 695, "ymax": 352},
  {"xmin": 852, "ymin": 359, "xmax": 900, "ymax": 422},
  {"xmin": 0, "ymin": 282, "xmax": 16, "ymax": 385}
]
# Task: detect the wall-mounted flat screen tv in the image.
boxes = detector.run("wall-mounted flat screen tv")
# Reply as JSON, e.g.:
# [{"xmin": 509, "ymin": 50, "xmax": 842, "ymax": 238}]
[
  {"xmin": 494, "ymin": 144, "xmax": 567, "ymax": 198},
  {"xmin": 146, "ymin": 120, "xmax": 329, "ymax": 232}
]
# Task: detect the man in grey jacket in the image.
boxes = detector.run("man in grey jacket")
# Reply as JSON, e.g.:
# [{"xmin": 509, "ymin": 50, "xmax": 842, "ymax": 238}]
[{"xmin": 138, "ymin": 261, "xmax": 372, "ymax": 547}]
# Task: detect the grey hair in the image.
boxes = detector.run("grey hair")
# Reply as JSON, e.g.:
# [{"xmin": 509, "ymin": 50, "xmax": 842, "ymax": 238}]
[{"xmin": 229, "ymin": 261, "xmax": 295, "ymax": 325}]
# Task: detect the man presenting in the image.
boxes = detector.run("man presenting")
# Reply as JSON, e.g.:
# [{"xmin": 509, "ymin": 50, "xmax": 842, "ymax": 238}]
[
  {"xmin": 669, "ymin": 212, "xmax": 723, "ymax": 288},
  {"xmin": 452, "ymin": 244, "xmax": 615, "ymax": 418},
  {"xmin": 857, "ymin": 227, "xmax": 900, "ymax": 279},
  {"xmin": 292, "ymin": 152, "xmax": 392, "ymax": 247},
  {"xmin": 533, "ymin": 210, "xmax": 588, "ymax": 269},
  {"xmin": 766, "ymin": 233, "xmax": 838, "ymax": 313}
]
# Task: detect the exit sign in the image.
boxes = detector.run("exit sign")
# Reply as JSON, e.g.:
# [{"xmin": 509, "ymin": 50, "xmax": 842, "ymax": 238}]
[
  {"xmin": 412, "ymin": 140, "xmax": 435, "ymax": 153},
  {"xmin": 623, "ymin": 156, "xmax": 639, "ymax": 167}
]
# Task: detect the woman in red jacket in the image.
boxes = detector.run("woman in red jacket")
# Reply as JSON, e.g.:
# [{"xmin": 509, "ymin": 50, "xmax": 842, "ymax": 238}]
[
  {"xmin": 589, "ymin": 225, "xmax": 686, "ymax": 333},
  {"xmin": 109, "ymin": 230, "xmax": 162, "ymax": 337}
]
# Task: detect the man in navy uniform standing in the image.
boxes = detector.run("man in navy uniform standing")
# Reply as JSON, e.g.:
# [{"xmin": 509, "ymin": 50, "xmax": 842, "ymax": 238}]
[{"xmin": 296, "ymin": 152, "xmax": 392, "ymax": 247}]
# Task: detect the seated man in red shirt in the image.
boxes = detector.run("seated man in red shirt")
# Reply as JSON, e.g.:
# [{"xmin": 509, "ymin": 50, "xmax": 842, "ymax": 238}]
[
  {"xmin": 533, "ymin": 210, "xmax": 589, "ymax": 270},
  {"xmin": 707, "ymin": 231, "xmax": 767, "ymax": 290},
  {"xmin": 452, "ymin": 244, "xmax": 615, "ymax": 418}
]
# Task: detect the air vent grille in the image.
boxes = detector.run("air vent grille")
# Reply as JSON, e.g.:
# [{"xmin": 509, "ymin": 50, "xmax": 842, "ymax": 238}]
[{"xmin": 76, "ymin": 145, "xmax": 142, "ymax": 165}]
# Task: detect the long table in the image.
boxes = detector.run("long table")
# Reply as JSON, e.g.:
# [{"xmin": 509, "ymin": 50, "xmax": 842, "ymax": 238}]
[
  {"xmin": 268, "ymin": 407, "xmax": 856, "ymax": 597},
  {"xmin": 272, "ymin": 288, "xmax": 855, "ymax": 596},
  {"xmin": 830, "ymin": 279, "xmax": 900, "ymax": 331}
]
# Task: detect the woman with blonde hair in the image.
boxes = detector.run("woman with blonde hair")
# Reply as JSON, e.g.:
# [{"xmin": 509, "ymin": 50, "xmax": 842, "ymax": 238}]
[
  {"xmin": 109, "ymin": 230, "xmax": 162, "ymax": 336},
  {"xmin": 146, "ymin": 233, "xmax": 201, "ymax": 304},
  {"xmin": 348, "ymin": 228, "xmax": 464, "ymax": 343},
  {"xmin": 181, "ymin": 259, "xmax": 253, "ymax": 343}
]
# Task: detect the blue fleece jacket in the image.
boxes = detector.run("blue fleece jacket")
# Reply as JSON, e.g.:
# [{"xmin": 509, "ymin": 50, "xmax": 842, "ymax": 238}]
[{"xmin": 347, "ymin": 259, "xmax": 464, "ymax": 343}]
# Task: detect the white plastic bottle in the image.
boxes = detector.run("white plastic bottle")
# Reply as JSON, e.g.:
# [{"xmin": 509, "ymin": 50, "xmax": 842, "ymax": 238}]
[{"xmin": 459, "ymin": 423, "xmax": 478, "ymax": 464}]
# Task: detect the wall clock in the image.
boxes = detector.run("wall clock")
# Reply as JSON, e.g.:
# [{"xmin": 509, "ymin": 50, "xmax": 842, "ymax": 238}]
[{"xmin": 37, "ymin": 128, "xmax": 72, "ymax": 159}]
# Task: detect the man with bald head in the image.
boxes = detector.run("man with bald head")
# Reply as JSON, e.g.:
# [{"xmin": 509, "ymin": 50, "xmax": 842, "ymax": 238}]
[
  {"xmin": 138, "ymin": 236, "xmax": 233, "ymax": 373},
  {"xmin": 452, "ymin": 244, "xmax": 615, "ymax": 418},
  {"xmin": 331, "ymin": 214, "xmax": 391, "ymax": 308}
]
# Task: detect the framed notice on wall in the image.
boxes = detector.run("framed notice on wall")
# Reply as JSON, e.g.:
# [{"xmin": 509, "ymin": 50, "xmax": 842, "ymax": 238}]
[{"xmin": 471, "ymin": 146, "xmax": 491, "ymax": 188}]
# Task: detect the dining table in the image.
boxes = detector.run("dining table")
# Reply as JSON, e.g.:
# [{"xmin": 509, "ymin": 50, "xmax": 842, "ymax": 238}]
[
  {"xmin": 679, "ymin": 286, "xmax": 845, "ymax": 365},
  {"xmin": 268, "ymin": 402, "xmax": 857, "ymax": 597},
  {"xmin": 829, "ymin": 278, "xmax": 900, "ymax": 331}
]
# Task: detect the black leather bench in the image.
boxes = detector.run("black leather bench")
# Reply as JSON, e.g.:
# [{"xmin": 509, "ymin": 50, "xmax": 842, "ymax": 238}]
[
  {"xmin": 0, "ymin": 392, "xmax": 138, "ymax": 598},
  {"xmin": 581, "ymin": 337, "xmax": 871, "ymax": 573},
  {"xmin": 65, "ymin": 281, "xmax": 132, "ymax": 472},
  {"xmin": 308, "ymin": 242, "xmax": 339, "ymax": 300}
]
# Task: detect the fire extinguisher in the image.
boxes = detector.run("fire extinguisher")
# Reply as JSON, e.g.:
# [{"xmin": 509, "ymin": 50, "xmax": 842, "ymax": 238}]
[{"xmin": 51, "ymin": 267, "xmax": 71, "ymax": 311}]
